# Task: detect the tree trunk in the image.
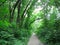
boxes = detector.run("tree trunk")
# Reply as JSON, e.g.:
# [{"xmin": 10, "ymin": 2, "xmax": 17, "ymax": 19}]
[
  {"xmin": 9, "ymin": 0, "xmax": 20, "ymax": 23},
  {"xmin": 16, "ymin": 0, "xmax": 21, "ymax": 26},
  {"xmin": 21, "ymin": 0, "xmax": 32, "ymax": 27}
]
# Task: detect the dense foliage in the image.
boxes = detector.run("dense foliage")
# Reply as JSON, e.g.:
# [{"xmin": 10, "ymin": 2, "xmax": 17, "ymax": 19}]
[
  {"xmin": 0, "ymin": 0, "xmax": 60, "ymax": 45},
  {"xmin": 35, "ymin": 0, "xmax": 60, "ymax": 45},
  {"xmin": 0, "ymin": 0, "xmax": 38, "ymax": 45}
]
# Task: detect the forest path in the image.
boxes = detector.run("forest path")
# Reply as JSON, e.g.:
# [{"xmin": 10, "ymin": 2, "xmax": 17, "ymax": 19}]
[{"xmin": 28, "ymin": 33, "xmax": 44, "ymax": 45}]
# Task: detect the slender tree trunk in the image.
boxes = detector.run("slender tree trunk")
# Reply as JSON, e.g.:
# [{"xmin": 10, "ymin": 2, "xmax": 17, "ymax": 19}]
[
  {"xmin": 21, "ymin": 0, "xmax": 31, "ymax": 27},
  {"xmin": 16, "ymin": 0, "xmax": 21, "ymax": 24},
  {"xmin": 9, "ymin": 0, "xmax": 20, "ymax": 23}
]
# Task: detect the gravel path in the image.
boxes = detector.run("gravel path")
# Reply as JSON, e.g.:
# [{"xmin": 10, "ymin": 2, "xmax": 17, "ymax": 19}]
[{"xmin": 28, "ymin": 33, "xmax": 44, "ymax": 45}]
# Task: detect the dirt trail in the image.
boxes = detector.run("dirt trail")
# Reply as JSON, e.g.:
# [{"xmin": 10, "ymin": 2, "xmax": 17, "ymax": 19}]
[{"xmin": 28, "ymin": 33, "xmax": 44, "ymax": 45}]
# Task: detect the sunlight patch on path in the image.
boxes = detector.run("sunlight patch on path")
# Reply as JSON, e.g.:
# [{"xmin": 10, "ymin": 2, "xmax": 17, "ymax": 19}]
[{"xmin": 28, "ymin": 33, "xmax": 44, "ymax": 45}]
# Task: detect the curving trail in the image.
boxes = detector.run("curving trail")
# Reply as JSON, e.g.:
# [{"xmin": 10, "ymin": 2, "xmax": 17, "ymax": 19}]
[{"xmin": 28, "ymin": 33, "xmax": 44, "ymax": 45}]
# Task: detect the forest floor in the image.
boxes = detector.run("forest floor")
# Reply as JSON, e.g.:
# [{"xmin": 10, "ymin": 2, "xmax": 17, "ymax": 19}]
[{"xmin": 28, "ymin": 33, "xmax": 44, "ymax": 45}]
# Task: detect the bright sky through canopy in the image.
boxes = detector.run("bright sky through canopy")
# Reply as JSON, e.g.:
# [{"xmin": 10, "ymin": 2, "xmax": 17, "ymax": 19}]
[{"xmin": 32, "ymin": 0, "xmax": 42, "ymax": 14}]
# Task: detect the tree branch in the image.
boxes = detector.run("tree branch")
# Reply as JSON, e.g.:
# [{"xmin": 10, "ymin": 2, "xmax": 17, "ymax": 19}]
[{"xmin": 21, "ymin": 0, "xmax": 32, "ymax": 18}]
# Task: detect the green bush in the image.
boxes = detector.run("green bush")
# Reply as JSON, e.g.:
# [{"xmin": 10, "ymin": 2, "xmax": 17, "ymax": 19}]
[
  {"xmin": 0, "ymin": 20, "xmax": 32, "ymax": 45},
  {"xmin": 36, "ymin": 18, "xmax": 60, "ymax": 45}
]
